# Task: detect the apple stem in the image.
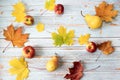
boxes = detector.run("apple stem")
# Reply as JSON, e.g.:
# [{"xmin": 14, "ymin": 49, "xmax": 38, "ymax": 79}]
[
  {"xmin": 95, "ymin": 52, "xmax": 102, "ymax": 62},
  {"xmin": 81, "ymin": 11, "xmax": 85, "ymax": 17},
  {"xmin": 2, "ymin": 42, "xmax": 11, "ymax": 53},
  {"xmin": 84, "ymin": 65, "xmax": 101, "ymax": 72}
]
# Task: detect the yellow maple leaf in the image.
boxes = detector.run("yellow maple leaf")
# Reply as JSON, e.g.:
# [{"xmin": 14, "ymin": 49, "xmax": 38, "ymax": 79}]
[
  {"xmin": 12, "ymin": 2, "xmax": 26, "ymax": 22},
  {"xmin": 36, "ymin": 22, "xmax": 45, "ymax": 32},
  {"xmin": 13, "ymin": 2, "xmax": 25, "ymax": 12},
  {"xmin": 78, "ymin": 34, "xmax": 90, "ymax": 45},
  {"xmin": 65, "ymin": 30, "xmax": 75, "ymax": 45},
  {"xmin": 58, "ymin": 26, "xmax": 66, "ymax": 37},
  {"xmin": 9, "ymin": 57, "xmax": 29, "ymax": 80},
  {"xmin": 45, "ymin": 0, "xmax": 56, "ymax": 11},
  {"xmin": 51, "ymin": 26, "xmax": 75, "ymax": 46},
  {"xmin": 95, "ymin": 1, "xmax": 118, "ymax": 22}
]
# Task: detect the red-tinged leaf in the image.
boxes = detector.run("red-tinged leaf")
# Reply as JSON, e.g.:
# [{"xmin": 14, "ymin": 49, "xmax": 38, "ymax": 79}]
[{"xmin": 64, "ymin": 61, "xmax": 84, "ymax": 80}]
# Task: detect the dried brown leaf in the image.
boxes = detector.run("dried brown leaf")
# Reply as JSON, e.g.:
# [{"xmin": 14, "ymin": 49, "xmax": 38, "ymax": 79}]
[
  {"xmin": 3, "ymin": 24, "xmax": 29, "ymax": 47},
  {"xmin": 95, "ymin": 1, "xmax": 118, "ymax": 22},
  {"xmin": 97, "ymin": 41, "xmax": 114, "ymax": 55}
]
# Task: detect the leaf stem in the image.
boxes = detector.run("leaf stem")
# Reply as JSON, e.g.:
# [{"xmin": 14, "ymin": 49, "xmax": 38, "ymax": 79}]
[
  {"xmin": 46, "ymin": 30, "xmax": 51, "ymax": 33},
  {"xmin": 55, "ymin": 52, "xmax": 58, "ymax": 56},
  {"xmin": 84, "ymin": 65, "xmax": 101, "ymax": 72},
  {"xmin": 26, "ymin": 9, "xmax": 34, "ymax": 12},
  {"xmin": 40, "ymin": 10, "xmax": 47, "ymax": 15},
  {"xmin": 0, "ymin": 31, "xmax": 2, "ymax": 33},
  {"xmin": 2, "ymin": 42, "xmax": 11, "ymax": 53},
  {"xmin": 95, "ymin": 52, "xmax": 102, "ymax": 62},
  {"xmin": 80, "ymin": 11, "xmax": 85, "ymax": 17},
  {"xmin": 29, "ymin": 66, "xmax": 44, "ymax": 70}
]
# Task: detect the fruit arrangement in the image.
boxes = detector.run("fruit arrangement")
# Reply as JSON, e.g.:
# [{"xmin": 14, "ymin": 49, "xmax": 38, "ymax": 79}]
[
  {"xmin": 44, "ymin": 0, "xmax": 64, "ymax": 15},
  {"xmin": 81, "ymin": 1, "xmax": 118, "ymax": 29},
  {"xmin": 1, "ymin": 0, "xmax": 118, "ymax": 80}
]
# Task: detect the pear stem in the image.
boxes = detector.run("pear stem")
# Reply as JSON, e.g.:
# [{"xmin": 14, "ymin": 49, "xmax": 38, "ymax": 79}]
[
  {"xmin": 81, "ymin": 11, "xmax": 85, "ymax": 17},
  {"xmin": 84, "ymin": 65, "xmax": 101, "ymax": 72},
  {"xmin": 2, "ymin": 42, "xmax": 11, "ymax": 53}
]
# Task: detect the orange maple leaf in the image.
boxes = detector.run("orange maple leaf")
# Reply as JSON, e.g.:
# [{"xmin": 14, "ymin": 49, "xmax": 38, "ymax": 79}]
[
  {"xmin": 3, "ymin": 24, "xmax": 29, "ymax": 47},
  {"xmin": 97, "ymin": 41, "xmax": 114, "ymax": 55},
  {"xmin": 95, "ymin": 1, "xmax": 118, "ymax": 22}
]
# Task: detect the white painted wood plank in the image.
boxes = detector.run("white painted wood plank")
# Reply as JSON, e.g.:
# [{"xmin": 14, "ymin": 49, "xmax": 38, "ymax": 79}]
[
  {"xmin": 0, "ymin": 6, "xmax": 119, "ymax": 17},
  {"xmin": 1, "ymin": 72, "xmax": 120, "ymax": 80},
  {"xmin": 0, "ymin": 38, "xmax": 120, "ymax": 48},
  {"xmin": 0, "ymin": 16, "xmax": 119, "ymax": 29},
  {"xmin": 0, "ymin": 0, "xmax": 119, "ymax": 6},
  {"xmin": 1, "ymin": 56, "xmax": 120, "ymax": 72},
  {"xmin": 0, "ymin": 47, "xmax": 120, "ymax": 60},
  {"xmin": 0, "ymin": 25, "xmax": 120, "ymax": 38},
  {"xmin": 1, "ymin": 58, "xmax": 120, "ymax": 79}
]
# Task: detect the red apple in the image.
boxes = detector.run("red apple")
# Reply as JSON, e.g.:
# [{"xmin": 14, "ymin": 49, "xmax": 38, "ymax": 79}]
[
  {"xmin": 86, "ymin": 42, "xmax": 97, "ymax": 53},
  {"xmin": 22, "ymin": 46, "xmax": 35, "ymax": 58},
  {"xmin": 54, "ymin": 4, "xmax": 64, "ymax": 15},
  {"xmin": 24, "ymin": 15, "xmax": 34, "ymax": 25}
]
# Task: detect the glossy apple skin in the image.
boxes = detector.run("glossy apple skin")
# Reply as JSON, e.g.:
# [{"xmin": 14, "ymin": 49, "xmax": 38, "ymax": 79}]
[
  {"xmin": 54, "ymin": 4, "xmax": 64, "ymax": 15},
  {"xmin": 86, "ymin": 42, "xmax": 97, "ymax": 53},
  {"xmin": 22, "ymin": 46, "xmax": 35, "ymax": 58},
  {"xmin": 24, "ymin": 15, "xmax": 34, "ymax": 25}
]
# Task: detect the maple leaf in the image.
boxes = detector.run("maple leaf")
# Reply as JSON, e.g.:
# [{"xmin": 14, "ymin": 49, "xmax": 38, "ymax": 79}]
[
  {"xmin": 78, "ymin": 33, "xmax": 90, "ymax": 45},
  {"xmin": 45, "ymin": 0, "xmax": 56, "ymax": 11},
  {"xmin": 51, "ymin": 26, "xmax": 75, "ymax": 46},
  {"xmin": 9, "ymin": 57, "xmax": 29, "ymax": 80},
  {"xmin": 12, "ymin": 2, "xmax": 26, "ymax": 22},
  {"xmin": 36, "ymin": 22, "xmax": 45, "ymax": 32},
  {"xmin": 64, "ymin": 61, "xmax": 84, "ymax": 80},
  {"xmin": 97, "ymin": 41, "xmax": 114, "ymax": 55},
  {"xmin": 3, "ymin": 24, "xmax": 29, "ymax": 47},
  {"xmin": 95, "ymin": 1, "xmax": 118, "ymax": 22}
]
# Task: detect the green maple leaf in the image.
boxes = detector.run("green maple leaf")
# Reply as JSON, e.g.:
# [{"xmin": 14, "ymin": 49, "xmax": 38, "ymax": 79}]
[{"xmin": 51, "ymin": 26, "xmax": 75, "ymax": 46}]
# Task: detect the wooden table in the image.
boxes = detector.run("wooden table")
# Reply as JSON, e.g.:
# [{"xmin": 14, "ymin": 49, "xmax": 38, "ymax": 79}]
[{"xmin": 0, "ymin": 0, "xmax": 120, "ymax": 80}]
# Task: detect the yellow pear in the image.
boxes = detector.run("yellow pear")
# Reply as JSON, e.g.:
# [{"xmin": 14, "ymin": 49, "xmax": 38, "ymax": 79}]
[
  {"xmin": 85, "ymin": 14, "xmax": 102, "ymax": 29},
  {"xmin": 46, "ymin": 56, "xmax": 58, "ymax": 72}
]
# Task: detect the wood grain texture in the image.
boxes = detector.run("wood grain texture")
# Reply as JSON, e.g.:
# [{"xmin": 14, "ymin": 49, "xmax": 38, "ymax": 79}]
[{"xmin": 0, "ymin": 0, "xmax": 120, "ymax": 80}]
